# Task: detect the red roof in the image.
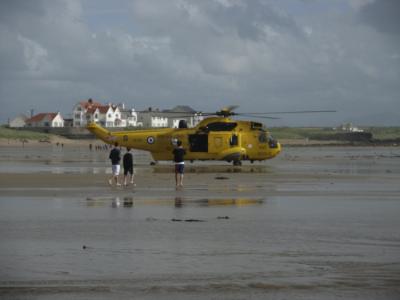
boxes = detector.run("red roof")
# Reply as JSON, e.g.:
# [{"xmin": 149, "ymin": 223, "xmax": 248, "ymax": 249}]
[
  {"xmin": 98, "ymin": 105, "xmax": 111, "ymax": 113},
  {"xmin": 86, "ymin": 107, "xmax": 98, "ymax": 114},
  {"xmin": 86, "ymin": 105, "xmax": 114, "ymax": 115},
  {"xmin": 27, "ymin": 113, "xmax": 58, "ymax": 123},
  {"xmin": 79, "ymin": 99, "xmax": 103, "ymax": 109}
]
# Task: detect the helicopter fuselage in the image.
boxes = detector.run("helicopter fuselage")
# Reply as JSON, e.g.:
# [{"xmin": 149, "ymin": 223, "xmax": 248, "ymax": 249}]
[{"xmin": 87, "ymin": 117, "xmax": 281, "ymax": 163}]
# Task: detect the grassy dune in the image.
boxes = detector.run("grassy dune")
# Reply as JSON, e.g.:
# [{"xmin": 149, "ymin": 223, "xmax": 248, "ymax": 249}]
[
  {"xmin": 269, "ymin": 127, "xmax": 338, "ymax": 140},
  {"xmin": 366, "ymin": 127, "xmax": 400, "ymax": 140},
  {"xmin": 0, "ymin": 126, "xmax": 50, "ymax": 140},
  {"xmin": 269, "ymin": 127, "xmax": 400, "ymax": 141}
]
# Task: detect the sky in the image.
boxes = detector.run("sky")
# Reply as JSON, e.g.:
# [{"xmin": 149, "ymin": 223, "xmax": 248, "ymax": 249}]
[{"xmin": 0, "ymin": 0, "xmax": 399, "ymax": 126}]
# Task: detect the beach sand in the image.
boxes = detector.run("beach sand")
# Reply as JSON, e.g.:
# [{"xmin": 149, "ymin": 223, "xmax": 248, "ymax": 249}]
[{"xmin": 1, "ymin": 142, "xmax": 399, "ymax": 299}]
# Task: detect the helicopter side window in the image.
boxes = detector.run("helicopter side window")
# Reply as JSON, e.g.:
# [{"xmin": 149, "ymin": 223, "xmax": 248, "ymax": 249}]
[
  {"xmin": 206, "ymin": 122, "xmax": 237, "ymax": 132},
  {"xmin": 189, "ymin": 134, "xmax": 208, "ymax": 152},
  {"xmin": 230, "ymin": 134, "xmax": 238, "ymax": 146}
]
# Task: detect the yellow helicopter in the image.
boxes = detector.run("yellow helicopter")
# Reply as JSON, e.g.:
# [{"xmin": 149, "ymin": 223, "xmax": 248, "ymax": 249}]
[{"xmin": 87, "ymin": 106, "xmax": 333, "ymax": 165}]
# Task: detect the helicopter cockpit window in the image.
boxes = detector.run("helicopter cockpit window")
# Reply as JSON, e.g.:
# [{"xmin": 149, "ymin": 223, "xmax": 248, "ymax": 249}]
[
  {"xmin": 205, "ymin": 122, "xmax": 237, "ymax": 132},
  {"xmin": 268, "ymin": 135, "xmax": 279, "ymax": 148},
  {"xmin": 251, "ymin": 122, "xmax": 263, "ymax": 130},
  {"xmin": 258, "ymin": 132, "xmax": 268, "ymax": 143}
]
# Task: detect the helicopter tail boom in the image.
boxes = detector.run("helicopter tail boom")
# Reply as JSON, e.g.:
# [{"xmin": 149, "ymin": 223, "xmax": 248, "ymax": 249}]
[{"xmin": 87, "ymin": 122, "xmax": 114, "ymax": 144}]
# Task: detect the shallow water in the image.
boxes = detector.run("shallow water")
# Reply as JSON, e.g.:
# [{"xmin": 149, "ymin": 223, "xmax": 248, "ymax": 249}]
[{"xmin": 0, "ymin": 146, "xmax": 400, "ymax": 299}]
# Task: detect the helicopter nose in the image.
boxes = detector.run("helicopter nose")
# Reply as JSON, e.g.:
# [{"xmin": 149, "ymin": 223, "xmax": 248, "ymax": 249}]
[{"xmin": 271, "ymin": 141, "xmax": 281, "ymax": 158}]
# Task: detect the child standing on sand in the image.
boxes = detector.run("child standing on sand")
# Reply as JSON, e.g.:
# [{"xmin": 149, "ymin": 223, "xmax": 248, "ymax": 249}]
[{"xmin": 123, "ymin": 148, "xmax": 135, "ymax": 186}]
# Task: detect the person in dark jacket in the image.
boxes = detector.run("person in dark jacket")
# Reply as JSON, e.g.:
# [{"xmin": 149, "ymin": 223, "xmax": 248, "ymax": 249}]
[
  {"xmin": 172, "ymin": 140, "xmax": 186, "ymax": 188},
  {"xmin": 123, "ymin": 148, "xmax": 135, "ymax": 186},
  {"xmin": 108, "ymin": 142, "xmax": 121, "ymax": 186}
]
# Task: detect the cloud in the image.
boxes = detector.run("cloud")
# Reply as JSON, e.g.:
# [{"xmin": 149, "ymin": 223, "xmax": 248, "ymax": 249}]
[
  {"xmin": 356, "ymin": 0, "xmax": 400, "ymax": 35},
  {"xmin": 0, "ymin": 0, "xmax": 399, "ymax": 125}
]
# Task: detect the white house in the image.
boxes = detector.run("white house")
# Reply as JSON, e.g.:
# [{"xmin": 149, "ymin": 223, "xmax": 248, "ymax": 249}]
[
  {"xmin": 136, "ymin": 106, "xmax": 203, "ymax": 128},
  {"xmin": 138, "ymin": 109, "xmax": 168, "ymax": 128},
  {"xmin": 86, "ymin": 105, "xmax": 122, "ymax": 127},
  {"xmin": 120, "ymin": 108, "xmax": 138, "ymax": 127},
  {"xmin": 73, "ymin": 98, "xmax": 127, "ymax": 128},
  {"xmin": 72, "ymin": 98, "xmax": 103, "ymax": 127},
  {"xmin": 26, "ymin": 112, "xmax": 64, "ymax": 127},
  {"xmin": 163, "ymin": 105, "xmax": 204, "ymax": 128},
  {"xmin": 9, "ymin": 114, "xmax": 28, "ymax": 128},
  {"xmin": 336, "ymin": 123, "xmax": 364, "ymax": 133}
]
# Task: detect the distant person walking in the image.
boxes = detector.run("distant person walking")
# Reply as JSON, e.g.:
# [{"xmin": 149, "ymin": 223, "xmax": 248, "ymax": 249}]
[
  {"xmin": 173, "ymin": 140, "xmax": 186, "ymax": 188},
  {"xmin": 123, "ymin": 148, "xmax": 135, "ymax": 186},
  {"xmin": 109, "ymin": 142, "xmax": 121, "ymax": 186}
]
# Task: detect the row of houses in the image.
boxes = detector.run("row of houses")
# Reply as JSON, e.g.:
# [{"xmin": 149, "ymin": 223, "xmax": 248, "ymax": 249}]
[
  {"xmin": 9, "ymin": 99, "xmax": 204, "ymax": 129},
  {"xmin": 10, "ymin": 113, "xmax": 65, "ymax": 128}
]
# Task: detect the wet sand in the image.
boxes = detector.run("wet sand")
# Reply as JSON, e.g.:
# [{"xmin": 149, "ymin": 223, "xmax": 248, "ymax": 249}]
[{"xmin": 0, "ymin": 144, "xmax": 400, "ymax": 299}]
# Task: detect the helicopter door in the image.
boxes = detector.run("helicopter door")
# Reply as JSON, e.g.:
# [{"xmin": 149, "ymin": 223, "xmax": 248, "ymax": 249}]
[
  {"xmin": 208, "ymin": 132, "xmax": 227, "ymax": 153},
  {"xmin": 189, "ymin": 134, "xmax": 208, "ymax": 152}
]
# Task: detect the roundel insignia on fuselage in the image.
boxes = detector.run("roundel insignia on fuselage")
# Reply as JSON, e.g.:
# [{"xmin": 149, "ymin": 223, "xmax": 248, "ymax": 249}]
[{"xmin": 147, "ymin": 136, "xmax": 155, "ymax": 144}]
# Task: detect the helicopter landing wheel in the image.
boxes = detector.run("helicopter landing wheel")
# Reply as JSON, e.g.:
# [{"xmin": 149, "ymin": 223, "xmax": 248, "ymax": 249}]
[{"xmin": 233, "ymin": 160, "xmax": 242, "ymax": 166}]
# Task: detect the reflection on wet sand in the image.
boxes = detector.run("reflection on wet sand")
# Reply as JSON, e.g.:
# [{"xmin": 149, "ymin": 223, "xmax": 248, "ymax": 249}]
[
  {"xmin": 111, "ymin": 197, "xmax": 134, "ymax": 208},
  {"xmin": 86, "ymin": 195, "xmax": 264, "ymax": 208},
  {"xmin": 152, "ymin": 164, "xmax": 271, "ymax": 174},
  {"xmin": 189, "ymin": 197, "xmax": 264, "ymax": 207}
]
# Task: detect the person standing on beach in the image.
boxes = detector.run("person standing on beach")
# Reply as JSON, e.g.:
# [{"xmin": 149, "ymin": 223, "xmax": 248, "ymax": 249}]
[
  {"xmin": 172, "ymin": 140, "xmax": 186, "ymax": 188},
  {"xmin": 123, "ymin": 148, "xmax": 135, "ymax": 186},
  {"xmin": 108, "ymin": 142, "xmax": 121, "ymax": 186}
]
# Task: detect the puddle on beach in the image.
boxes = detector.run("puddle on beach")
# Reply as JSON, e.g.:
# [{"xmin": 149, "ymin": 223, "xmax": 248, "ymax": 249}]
[{"xmin": 86, "ymin": 196, "xmax": 264, "ymax": 208}]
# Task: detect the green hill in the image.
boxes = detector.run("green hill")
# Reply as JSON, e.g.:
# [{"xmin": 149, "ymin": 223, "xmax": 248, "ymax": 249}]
[{"xmin": 0, "ymin": 126, "xmax": 50, "ymax": 140}]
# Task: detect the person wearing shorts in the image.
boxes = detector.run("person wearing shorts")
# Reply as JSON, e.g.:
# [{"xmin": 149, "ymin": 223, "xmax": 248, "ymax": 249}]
[
  {"xmin": 172, "ymin": 140, "xmax": 186, "ymax": 188},
  {"xmin": 108, "ymin": 142, "xmax": 121, "ymax": 186}
]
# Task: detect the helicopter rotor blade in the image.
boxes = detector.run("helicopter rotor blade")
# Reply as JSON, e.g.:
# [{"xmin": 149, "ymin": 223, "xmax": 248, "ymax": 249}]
[
  {"xmin": 237, "ymin": 110, "xmax": 336, "ymax": 115},
  {"xmin": 236, "ymin": 114, "xmax": 281, "ymax": 119},
  {"xmin": 120, "ymin": 107, "xmax": 335, "ymax": 120},
  {"xmin": 133, "ymin": 110, "xmax": 200, "ymax": 114}
]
